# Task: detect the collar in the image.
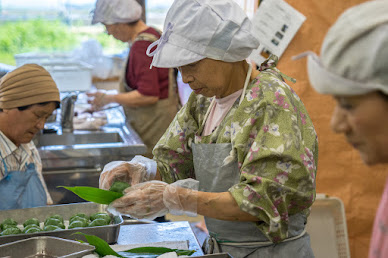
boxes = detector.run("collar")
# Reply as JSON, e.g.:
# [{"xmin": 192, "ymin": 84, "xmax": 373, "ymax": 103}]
[
  {"xmin": 0, "ymin": 130, "xmax": 34, "ymax": 159},
  {"xmin": 215, "ymin": 89, "xmax": 243, "ymax": 106}
]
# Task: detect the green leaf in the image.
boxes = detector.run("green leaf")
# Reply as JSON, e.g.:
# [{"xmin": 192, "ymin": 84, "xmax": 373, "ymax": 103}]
[
  {"xmin": 75, "ymin": 232, "xmax": 123, "ymax": 257},
  {"xmin": 123, "ymin": 247, "xmax": 195, "ymax": 256},
  {"xmin": 58, "ymin": 186, "xmax": 123, "ymax": 205},
  {"xmin": 174, "ymin": 249, "xmax": 196, "ymax": 256},
  {"xmin": 74, "ymin": 232, "xmax": 195, "ymax": 257},
  {"xmin": 124, "ymin": 246, "xmax": 175, "ymax": 254}
]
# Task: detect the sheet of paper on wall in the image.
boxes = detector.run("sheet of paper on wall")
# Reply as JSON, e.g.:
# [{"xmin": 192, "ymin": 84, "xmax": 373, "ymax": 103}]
[{"xmin": 249, "ymin": 0, "xmax": 306, "ymax": 65}]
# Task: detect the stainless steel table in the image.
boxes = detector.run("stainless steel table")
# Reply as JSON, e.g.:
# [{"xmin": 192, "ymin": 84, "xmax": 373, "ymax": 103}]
[{"xmin": 117, "ymin": 221, "xmax": 205, "ymax": 256}]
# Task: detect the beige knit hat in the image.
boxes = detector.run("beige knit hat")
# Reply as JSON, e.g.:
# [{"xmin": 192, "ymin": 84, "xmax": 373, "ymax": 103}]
[{"xmin": 0, "ymin": 64, "xmax": 60, "ymax": 109}]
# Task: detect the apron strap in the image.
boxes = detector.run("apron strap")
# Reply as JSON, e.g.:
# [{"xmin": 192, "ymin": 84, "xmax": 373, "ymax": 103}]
[
  {"xmin": 133, "ymin": 32, "xmax": 159, "ymax": 44},
  {"xmin": 215, "ymin": 228, "xmax": 307, "ymax": 248},
  {"xmin": 205, "ymin": 236, "xmax": 222, "ymax": 254},
  {"xmin": 122, "ymin": 30, "xmax": 161, "ymax": 93}
]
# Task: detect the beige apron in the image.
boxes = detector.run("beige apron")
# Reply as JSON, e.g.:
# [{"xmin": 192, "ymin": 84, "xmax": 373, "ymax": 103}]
[{"xmin": 120, "ymin": 31, "xmax": 179, "ymax": 158}]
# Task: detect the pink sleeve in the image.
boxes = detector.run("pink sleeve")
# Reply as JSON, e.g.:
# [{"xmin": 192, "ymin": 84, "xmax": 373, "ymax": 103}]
[{"xmin": 369, "ymin": 178, "xmax": 388, "ymax": 258}]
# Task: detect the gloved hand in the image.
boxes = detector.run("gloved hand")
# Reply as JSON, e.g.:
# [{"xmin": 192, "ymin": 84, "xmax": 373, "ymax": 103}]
[
  {"xmin": 110, "ymin": 179, "xmax": 199, "ymax": 220},
  {"xmin": 99, "ymin": 156, "xmax": 157, "ymax": 189}
]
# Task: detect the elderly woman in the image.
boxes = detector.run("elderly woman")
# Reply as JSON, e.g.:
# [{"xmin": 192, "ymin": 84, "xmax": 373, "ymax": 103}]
[
  {"xmin": 100, "ymin": 0, "xmax": 318, "ymax": 256},
  {"xmin": 0, "ymin": 64, "xmax": 60, "ymax": 210},
  {"xmin": 301, "ymin": 1, "xmax": 388, "ymax": 257}
]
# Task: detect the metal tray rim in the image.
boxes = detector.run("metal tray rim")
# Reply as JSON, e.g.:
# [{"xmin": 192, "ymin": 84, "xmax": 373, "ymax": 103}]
[
  {"xmin": 0, "ymin": 236, "xmax": 95, "ymax": 258},
  {"xmin": 0, "ymin": 202, "xmax": 123, "ymax": 245}
]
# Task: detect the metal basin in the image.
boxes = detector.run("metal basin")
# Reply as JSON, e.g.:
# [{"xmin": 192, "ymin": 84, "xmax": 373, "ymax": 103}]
[
  {"xmin": 32, "ymin": 106, "xmax": 147, "ymax": 204},
  {"xmin": 34, "ymin": 126, "xmax": 146, "ymax": 204},
  {"xmin": 36, "ymin": 131, "xmax": 124, "ymax": 146}
]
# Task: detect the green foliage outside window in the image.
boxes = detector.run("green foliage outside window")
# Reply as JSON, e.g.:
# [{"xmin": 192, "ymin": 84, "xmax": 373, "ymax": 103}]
[{"xmin": 0, "ymin": 19, "xmax": 126, "ymax": 65}]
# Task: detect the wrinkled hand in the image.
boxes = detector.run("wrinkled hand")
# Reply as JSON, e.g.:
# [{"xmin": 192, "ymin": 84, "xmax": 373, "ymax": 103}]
[
  {"xmin": 86, "ymin": 91, "xmax": 108, "ymax": 111},
  {"xmin": 99, "ymin": 161, "xmax": 148, "ymax": 189},
  {"xmin": 111, "ymin": 181, "xmax": 169, "ymax": 220}
]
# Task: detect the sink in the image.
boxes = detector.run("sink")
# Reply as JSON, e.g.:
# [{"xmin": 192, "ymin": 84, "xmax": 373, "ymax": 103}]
[
  {"xmin": 34, "ymin": 125, "xmax": 146, "ymax": 173},
  {"xmin": 33, "ymin": 106, "xmax": 147, "ymax": 204},
  {"xmin": 36, "ymin": 132, "xmax": 124, "ymax": 146}
]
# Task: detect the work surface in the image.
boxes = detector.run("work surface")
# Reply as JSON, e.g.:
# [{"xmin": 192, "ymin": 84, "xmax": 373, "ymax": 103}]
[{"xmin": 117, "ymin": 221, "xmax": 204, "ymax": 256}]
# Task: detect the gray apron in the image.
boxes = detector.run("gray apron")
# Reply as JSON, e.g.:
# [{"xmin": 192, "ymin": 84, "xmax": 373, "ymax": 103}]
[
  {"xmin": 120, "ymin": 32, "xmax": 179, "ymax": 158},
  {"xmin": 192, "ymin": 64, "xmax": 314, "ymax": 258}
]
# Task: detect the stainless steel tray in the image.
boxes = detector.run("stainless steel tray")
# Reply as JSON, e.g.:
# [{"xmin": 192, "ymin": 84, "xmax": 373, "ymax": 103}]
[
  {"xmin": 0, "ymin": 202, "xmax": 123, "ymax": 245},
  {"xmin": 0, "ymin": 236, "xmax": 95, "ymax": 258}
]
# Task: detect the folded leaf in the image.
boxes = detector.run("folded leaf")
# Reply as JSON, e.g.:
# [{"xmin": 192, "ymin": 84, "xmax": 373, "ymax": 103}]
[
  {"xmin": 75, "ymin": 232, "xmax": 123, "ymax": 257},
  {"xmin": 58, "ymin": 186, "xmax": 123, "ymax": 205}
]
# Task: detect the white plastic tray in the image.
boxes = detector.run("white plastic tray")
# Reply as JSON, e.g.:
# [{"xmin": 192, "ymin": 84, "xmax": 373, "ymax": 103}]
[
  {"xmin": 14, "ymin": 52, "xmax": 92, "ymax": 92},
  {"xmin": 306, "ymin": 193, "xmax": 351, "ymax": 258},
  {"xmin": 42, "ymin": 61, "xmax": 93, "ymax": 92}
]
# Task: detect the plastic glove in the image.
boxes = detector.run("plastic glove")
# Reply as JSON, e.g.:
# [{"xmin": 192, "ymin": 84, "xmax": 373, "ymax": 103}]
[
  {"xmin": 110, "ymin": 181, "xmax": 169, "ymax": 220},
  {"xmin": 73, "ymin": 113, "xmax": 107, "ymax": 130},
  {"xmin": 110, "ymin": 179, "xmax": 199, "ymax": 220},
  {"xmin": 86, "ymin": 90, "xmax": 111, "ymax": 111},
  {"xmin": 164, "ymin": 178, "xmax": 199, "ymax": 217},
  {"xmin": 99, "ymin": 156, "xmax": 157, "ymax": 189}
]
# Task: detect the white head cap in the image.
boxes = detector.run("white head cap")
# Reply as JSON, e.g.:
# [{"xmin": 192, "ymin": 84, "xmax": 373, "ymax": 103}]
[
  {"xmin": 305, "ymin": 0, "xmax": 388, "ymax": 96},
  {"xmin": 146, "ymin": 0, "xmax": 260, "ymax": 68},
  {"xmin": 92, "ymin": 0, "xmax": 142, "ymax": 25}
]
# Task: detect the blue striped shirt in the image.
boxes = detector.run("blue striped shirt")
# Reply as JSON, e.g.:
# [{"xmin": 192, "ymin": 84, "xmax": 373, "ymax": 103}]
[{"xmin": 0, "ymin": 131, "xmax": 53, "ymax": 205}]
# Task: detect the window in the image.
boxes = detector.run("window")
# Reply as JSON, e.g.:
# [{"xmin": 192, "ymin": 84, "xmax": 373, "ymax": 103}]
[
  {"xmin": 0, "ymin": 0, "xmax": 126, "ymax": 65},
  {"xmin": 146, "ymin": 0, "xmax": 174, "ymax": 30}
]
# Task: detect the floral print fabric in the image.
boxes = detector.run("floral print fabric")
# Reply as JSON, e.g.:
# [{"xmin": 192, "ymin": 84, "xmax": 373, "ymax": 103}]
[{"xmin": 153, "ymin": 57, "xmax": 318, "ymax": 242}]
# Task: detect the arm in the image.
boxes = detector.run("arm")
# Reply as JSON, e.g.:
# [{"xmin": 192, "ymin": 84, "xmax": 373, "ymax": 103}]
[
  {"xmin": 104, "ymin": 90, "xmax": 158, "ymax": 108},
  {"xmin": 189, "ymin": 189, "xmax": 258, "ymax": 221},
  {"xmin": 88, "ymin": 40, "xmax": 162, "ymax": 109},
  {"xmin": 154, "ymin": 168, "xmax": 257, "ymax": 221},
  {"xmin": 123, "ymin": 40, "xmax": 162, "ymax": 107}
]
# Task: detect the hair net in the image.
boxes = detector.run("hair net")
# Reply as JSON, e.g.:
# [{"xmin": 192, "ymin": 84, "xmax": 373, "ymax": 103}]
[
  {"xmin": 0, "ymin": 64, "xmax": 60, "ymax": 109},
  {"xmin": 92, "ymin": 0, "xmax": 142, "ymax": 25},
  {"xmin": 300, "ymin": 0, "xmax": 388, "ymax": 96},
  {"xmin": 146, "ymin": 0, "xmax": 260, "ymax": 68}
]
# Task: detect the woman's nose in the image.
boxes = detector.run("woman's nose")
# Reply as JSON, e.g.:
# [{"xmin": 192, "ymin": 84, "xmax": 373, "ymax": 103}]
[
  {"xmin": 181, "ymin": 72, "xmax": 194, "ymax": 84},
  {"xmin": 330, "ymin": 106, "xmax": 350, "ymax": 134},
  {"xmin": 36, "ymin": 119, "xmax": 46, "ymax": 130}
]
